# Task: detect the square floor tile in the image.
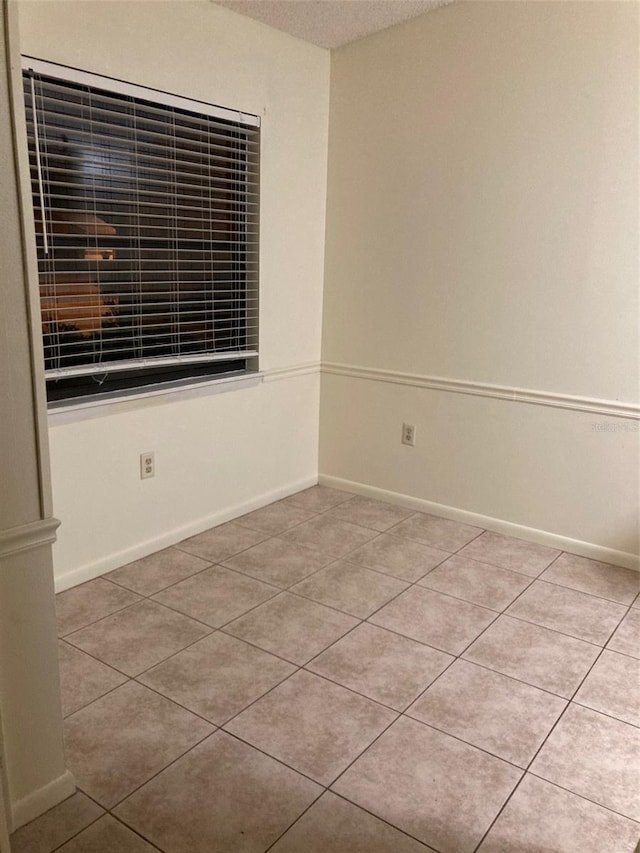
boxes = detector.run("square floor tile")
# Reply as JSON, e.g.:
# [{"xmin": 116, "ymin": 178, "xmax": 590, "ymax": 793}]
[
  {"xmin": 152, "ymin": 565, "xmax": 278, "ymax": 627},
  {"xmin": 139, "ymin": 632, "xmax": 295, "ymax": 725},
  {"xmin": 574, "ymin": 650, "xmax": 640, "ymax": 727},
  {"xmin": 541, "ymin": 552, "xmax": 640, "ymax": 605},
  {"xmin": 477, "ymin": 774, "xmax": 640, "ymax": 853},
  {"xmin": 333, "ymin": 715, "xmax": 521, "ymax": 853},
  {"xmin": 57, "ymin": 815, "xmax": 157, "ymax": 852},
  {"xmin": 271, "ymin": 791, "xmax": 434, "ymax": 853},
  {"xmin": 9, "ymin": 792, "xmax": 103, "ymax": 853},
  {"xmin": 224, "ymin": 592, "xmax": 358, "ymax": 664},
  {"xmin": 56, "ymin": 579, "xmax": 141, "ymax": 637},
  {"xmin": 291, "ymin": 560, "xmax": 408, "ymax": 618},
  {"xmin": 281, "ymin": 515, "xmax": 378, "ymax": 558},
  {"xmin": 531, "ymin": 703, "xmax": 640, "ymax": 820},
  {"xmin": 407, "ymin": 659, "xmax": 566, "ymax": 767},
  {"xmin": 390, "ymin": 513, "xmax": 482, "ymax": 552},
  {"xmin": 369, "ymin": 586, "xmax": 496, "ymax": 655},
  {"xmin": 324, "ymin": 496, "xmax": 413, "ymax": 532},
  {"xmin": 234, "ymin": 500, "xmax": 317, "ymax": 534},
  {"xmin": 457, "ymin": 531, "xmax": 559, "ymax": 577},
  {"xmin": 506, "ymin": 580, "xmax": 627, "ymax": 645},
  {"xmin": 114, "ymin": 731, "xmax": 322, "ymax": 853},
  {"xmin": 418, "ymin": 555, "xmax": 531, "ymax": 611},
  {"xmin": 607, "ymin": 608, "xmax": 640, "ymax": 658},
  {"xmin": 307, "ymin": 622, "xmax": 452, "ymax": 711},
  {"xmin": 225, "ymin": 670, "xmax": 396, "ymax": 785},
  {"xmin": 176, "ymin": 522, "xmax": 268, "ymax": 562},
  {"xmin": 64, "ymin": 681, "xmax": 213, "ymax": 807},
  {"xmin": 282, "ymin": 485, "xmax": 352, "ymax": 512},
  {"xmin": 222, "ymin": 537, "xmax": 332, "ymax": 588},
  {"xmin": 58, "ymin": 641, "xmax": 127, "ymax": 716},
  {"xmin": 463, "ymin": 616, "xmax": 600, "ymax": 698},
  {"xmin": 348, "ymin": 534, "xmax": 450, "ymax": 582},
  {"xmin": 65, "ymin": 600, "xmax": 210, "ymax": 676},
  {"xmin": 105, "ymin": 548, "xmax": 210, "ymax": 596}
]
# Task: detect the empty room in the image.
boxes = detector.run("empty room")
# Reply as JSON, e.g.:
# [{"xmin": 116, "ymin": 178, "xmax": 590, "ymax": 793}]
[{"xmin": 0, "ymin": 0, "xmax": 638, "ymax": 851}]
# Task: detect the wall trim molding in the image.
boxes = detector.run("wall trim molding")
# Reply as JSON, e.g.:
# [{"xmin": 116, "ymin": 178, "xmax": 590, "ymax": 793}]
[
  {"xmin": 318, "ymin": 474, "xmax": 640, "ymax": 571},
  {"xmin": 262, "ymin": 362, "xmax": 321, "ymax": 383},
  {"xmin": 10, "ymin": 770, "xmax": 75, "ymax": 832},
  {"xmin": 0, "ymin": 517, "xmax": 60, "ymax": 560},
  {"xmin": 54, "ymin": 475, "xmax": 318, "ymax": 591},
  {"xmin": 321, "ymin": 362, "xmax": 640, "ymax": 421}
]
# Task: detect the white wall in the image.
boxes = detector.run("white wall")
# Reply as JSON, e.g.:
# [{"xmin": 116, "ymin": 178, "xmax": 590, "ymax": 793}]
[
  {"xmin": 320, "ymin": 1, "xmax": 639, "ymax": 563},
  {"xmin": 18, "ymin": 0, "xmax": 330, "ymax": 589}
]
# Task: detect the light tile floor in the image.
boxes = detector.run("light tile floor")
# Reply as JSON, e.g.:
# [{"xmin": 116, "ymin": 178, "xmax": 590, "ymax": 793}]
[{"xmin": 11, "ymin": 486, "xmax": 640, "ymax": 853}]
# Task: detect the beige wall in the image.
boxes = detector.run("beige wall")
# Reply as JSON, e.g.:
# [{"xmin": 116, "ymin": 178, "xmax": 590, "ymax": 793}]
[
  {"xmin": 320, "ymin": 1, "xmax": 639, "ymax": 562},
  {"xmin": 18, "ymin": 0, "xmax": 330, "ymax": 588}
]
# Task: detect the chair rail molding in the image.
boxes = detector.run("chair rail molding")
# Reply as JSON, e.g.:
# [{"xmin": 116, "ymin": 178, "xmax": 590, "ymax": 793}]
[
  {"xmin": 321, "ymin": 362, "xmax": 640, "ymax": 421},
  {"xmin": 0, "ymin": 517, "xmax": 60, "ymax": 560}
]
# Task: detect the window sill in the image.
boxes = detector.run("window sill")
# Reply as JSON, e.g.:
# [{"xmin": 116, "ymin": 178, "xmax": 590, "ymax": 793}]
[{"xmin": 47, "ymin": 371, "xmax": 263, "ymax": 426}]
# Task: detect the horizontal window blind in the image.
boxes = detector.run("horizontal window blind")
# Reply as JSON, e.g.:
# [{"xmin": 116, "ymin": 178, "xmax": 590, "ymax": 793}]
[{"xmin": 22, "ymin": 58, "xmax": 260, "ymax": 402}]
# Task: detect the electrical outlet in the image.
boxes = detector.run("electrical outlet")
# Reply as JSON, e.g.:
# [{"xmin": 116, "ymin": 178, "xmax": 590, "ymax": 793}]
[
  {"xmin": 402, "ymin": 423, "xmax": 416, "ymax": 446},
  {"xmin": 140, "ymin": 451, "xmax": 155, "ymax": 479}
]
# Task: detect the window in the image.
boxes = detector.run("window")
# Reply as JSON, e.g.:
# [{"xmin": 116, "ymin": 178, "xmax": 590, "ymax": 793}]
[{"xmin": 22, "ymin": 58, "xmax": 260, "ymax": 403}]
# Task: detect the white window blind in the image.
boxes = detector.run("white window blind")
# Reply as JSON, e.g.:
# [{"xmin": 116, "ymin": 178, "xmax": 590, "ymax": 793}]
[{"xmin": 22, "ymin": 58, "xmax": 260, "ymax": 402}]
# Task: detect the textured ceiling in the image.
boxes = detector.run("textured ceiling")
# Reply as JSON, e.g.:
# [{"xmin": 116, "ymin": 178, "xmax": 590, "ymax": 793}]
[{"xmin": 213, "ymin": 0, "xmax": 453, "ymax": 49}]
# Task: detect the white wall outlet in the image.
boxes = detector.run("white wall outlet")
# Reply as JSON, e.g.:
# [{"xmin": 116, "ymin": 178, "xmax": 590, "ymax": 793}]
[
  {"xmin": 402, "ymin": 423, "xmax": 416, "ymax": 446},
  {"xmin": 140, "ymin": 451, "xmax": 155, "ymax": 479}
]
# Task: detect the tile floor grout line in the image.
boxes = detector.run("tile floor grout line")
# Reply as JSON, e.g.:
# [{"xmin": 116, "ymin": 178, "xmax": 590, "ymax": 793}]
[
  {"xmin": 64, "ymin": 615, "xmax": 217, "ymax": 682},
  {"xmin": 401, "ymin": 557, "xmax": 543, "ymax": 717},
  {"xmin": 62, "ymin": 676, "xmax": 134, "ymax": 720},
  {"xmin": 470, "ymin": 594, "xmax": 640, "ymax": 848},
  {"xmin": 592, "ymin": 644, "xmax": 640, "ymax": 663},
  {"xmin": 232, "ymin": 508, "xmax": 322, "ymax": 536},
  {"xmin": 448, "ymin": 552, "xmax": 588, "ymax": 852},
  {"xmin": 104, "ymin": 817, "xmax": 167, "ymax": 853},
  {"xmin": 447, "ymin": 657, "xmax": 572, "ymax": 701},
  {"xmin": 104, "ymin": 556, "xmax": 215, "ymax": 597},
  {"xmin": 398, "ymin": 712, "xmax": 530, "ymax": 772},
  {"xmin": 389, "ymin": 551, "xmax": 572, "ymax": 853},
  {"xmin": 523, "ymin": 771, "xmax": 640, "ymax": 824},
  {"xmin": 569, "ymin": 697, "xmax": 639, "ymax": 729},
  {"xmin": 149, "ymin": 573, "xmax": 283, "ymax": 626},
  {"xmin": 219, "ymin": 728, "xmax": 334, "ymax": 790},
  {"xmin": 530, "ymin": 574, "xmax": 637, "ymax": 605},
  {"xmin": 221, "ymin": 547, "xmax": 342, "ymax": 590},
  {"xmin": 97, "ymin": 724, "xmax": 216, "ymax": 813},
  {"xmin": 260, "ymin": 787, "xmax": 328, "ymax": 853},
  {"xmin": 131, "ymin": 674, "xmax": 229, "ymax": 728},
  {"xmin": 269, "ymin": 788, "xmax": 442, "ymax": 853},
  {"xmin": 57, "ymin": 594, "xmax": 144, "ymax": 640},
  {"xmin": 44, "ymin": 811, "xmax": 108, "ymax": 853},
  {"xmin": 216, "ymin": 627, "xmax": 316, "ymax": 667},
  {"xmin": 331, "ymin": 791, "xmax": 448, "ymax": 853},
  {"xmin": 173, "ymin": 528, "xmax": 271, "ymax": 565},
  {"xmin": 497, "ymin": 611, "xmax": 625, "ymax": 649},
  {"xmin": 283, "ymin": 575, "xmax": 411, "ymax": 621},
  {"xmin": 532, "ymin": 573, "xmax": 639, "ymax": 608},
  {"xmin": 62, "ymin": 595, "xmax": 216, "ymax": 649},
  {"xmin": 470, "ymin": 772, "xmax": 529, "ymax": 853},
  {"xmin": 320, "ymin": 708, "xmax": 406, "ymax": 799}
]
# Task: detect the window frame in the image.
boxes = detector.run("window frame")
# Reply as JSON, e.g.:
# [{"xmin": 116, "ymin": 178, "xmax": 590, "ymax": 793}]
[{"xmin": 21, "ymin": 56, "xmax": 261, "ymax": 408}]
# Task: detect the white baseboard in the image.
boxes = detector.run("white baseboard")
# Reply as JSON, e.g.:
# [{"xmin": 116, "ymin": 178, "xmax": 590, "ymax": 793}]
[
  {"xmin": 319, "ymin": 474, "xmax": 640, "ymax": 571},
  {"xmin": 54, "ymin": 475, "xmax": 318, "ymax": 591},
  {"xmin": 10, "ymin": 770, "xmax": 75, "ymax": 832}
]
